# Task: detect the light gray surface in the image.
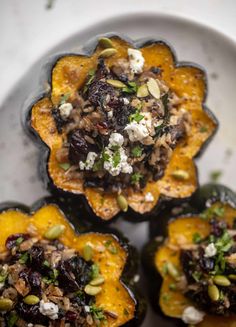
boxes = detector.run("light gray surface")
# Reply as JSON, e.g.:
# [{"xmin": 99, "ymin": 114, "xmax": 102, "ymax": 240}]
[{"xmin": 0, "ymin": 13, "xmax": 236, "ymax": 326}]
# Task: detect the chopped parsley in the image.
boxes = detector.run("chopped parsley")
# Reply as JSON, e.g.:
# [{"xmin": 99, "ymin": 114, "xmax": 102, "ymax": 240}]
[
  {"xmin": 19, "ymin": 252, "xmax": 29, "ymax": 264},
  {"xmin": 169, "ymin": 283, "xmax": 177, "ymax": 291},
  {"xmin": 131, "ymin": 173, "xmax": 143, "ymax": 184},
  {"xmin": 89, "ymin": 305, "xmax": 106, "ymax": 323},
  {"xmin": 104, "ymin": 240, "xmax": 117, "ymax": 254},
  {"xmin": 122, "ymin": 81, "xmax": 138, "ymax": 94},
  {"xmin": 199, "ymin": 126, "xmax": 208, "ymax": 133},
  {"xmin": 129, "ymin": 109, "xmax": 144, "ymax": 123},
  {"xmin": 113, "ymin": 149, "xmax": 121, "ymax": 167},
  {"xmin": 131, "ymin": 146, "xmax": 142, "ymax": 157},
  {"xmin": 60, "ymin": 92, "xmax": 70, "ymax": 105},
  {"xmin": 43, "ymin": 269, "xmax": 59, "ymax": 285},
  {"xmin": 192, "ymin": 232, "xmax": 202, "ymax": 244},
  {"xmin": 7, "ymin": 312, "xmax": 19, "ymax": 327},
  {"xmin": 0, "ymin": 271, "xmax": 8, "ymax": 283},
  {"xmin": 192, "ymin": 271, "xmax": 202, "ymax": 282},
  {"xmin": 200, "ymin": 205, "xmax": 225, "ymax": 220},
  {"xmin": 16, "ymin": 237, "xmax": 24, "ymax": 246}
]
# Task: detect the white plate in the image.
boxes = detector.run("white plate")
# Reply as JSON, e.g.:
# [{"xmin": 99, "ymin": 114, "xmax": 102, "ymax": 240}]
[{"xmin": 0, "ymin": 13, "xmax": 236, "ymax": 326}]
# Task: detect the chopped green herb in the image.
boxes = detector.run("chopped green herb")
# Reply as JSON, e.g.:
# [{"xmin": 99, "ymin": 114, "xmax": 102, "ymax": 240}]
[
  {"xmin": 16, "ymin": 237, "xmax": 24, "ymax": 246},
  {"xmin": 60, "ymin": 92, "xmax": 70, "ymax": 105},
  {"xmin": 209, "ymin": 170, "xmax": 222, "ymax": 182},
  {"xmin": 192, "ymin": 271, "xmax": 202, "ymax": 282},
  {"xmin": 43, "ymin": 269, "xmax": 59, "ymax": 285},
  {"xmin": 105, "ymin": 240, "xmax": 117, "ymax": 254},
  {"xmin": 129, "ymin": 110, "xmax": 144, "ymax": 123},
  {"xmin": 215, "ymin": 230, "xmax": 233, "ymax": 253},
  {"xmin": 131, "ymin": 146, "xmax": 142, "ymax": 158},
  {"xmin": 43, "ymin": 260, "xmax": 50, "ymax": 267},
  {"xmin": 89, "ymin": 305, "xmax": 106, "ymax": 322},
  {"xmin": 0, "ymin": 272, "xmax": 8, "ymax": 283},
  {"xmin": 19, "ymin": 252, "xmax": 29, "ymax": 264},
  {"xmin": 162, "ymin": 293, "xmax": 171, "ymax": 302},
  {"xmin": 192, "ymin": 232, "xmax": 202, "ymax": 244},
  {"xmin": 102, "ymin": 151, "xmax": 110, "ymax": 162},
  {"xmin": 200, "ymin": 205, "xmax": 225, "ymax": 220},
  {"xmin": 7, "ymin": 312, "xmax": 18, "ymax": 327},
  {"xmin": 199, "ymin": 126, "xmax": 208, "ymax": 133},
  {"xmin": 131, "ymin": 173, "xmax": 143, "ymax": 185},
  {"xmin": 122, "ymin": 81, "xmax": 138, "ymax": 94},
  {"xmin": 93, "ymin": 159, "xmax": 103, "ymax": 172},
  {"xmin": 113, "ymin": 149, "xmax": 121, "ymax": 167}
]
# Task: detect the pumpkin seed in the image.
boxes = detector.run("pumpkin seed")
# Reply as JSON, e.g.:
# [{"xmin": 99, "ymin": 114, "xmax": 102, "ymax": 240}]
[
  {"xmin": 99, "ymin": 37, "xmax": 114, "ymax": 49},
  {"xmin": 84, "ymin": 284, "xmax": 102, "ymax": 296},
  {"xmin": 44, "ymin": 224, "xmax": 65, "ymax": 240},
  {"xmin": 228, "ymin": 274, "xmax": 236, "ymax": 281},
  {"xmin": 117, "ymin": 195, "xmax": 128, "ymax": 212},
  {"xmin": 99, "ymin": 48, "xmax": 117, "ymax": 58},
  {"xmin": 59, "ymin": 163, "xmax": 70, "ymax": 171},
  {"xmin": 107, "ymin": 79, "xmax": 126, "ymax": 88},
  {"xmin": 208, "ymin": 284, "xmax": 220, "ymax": 301},
  {"xmin": 213, "ymin": 275, "xmax": 231, "ymax": 287},
  {"xmin": 137, "ymin": 84, "xmax": 149, "ymax": 98},
  {"xmin": 171, "ymin": 169, "xmax": 190, "ymax": 180},
  {"xmin": 90, "ymin": 275, "xmax": 105, "ymax": 286},
  {"xmin": 0, "ymin": 298, "xmax": 13, "ymax": 311},
  {"xmin": 83, "ymin": 244, "xmax": 93, "ymax": 261},
  {"xmin": 147, "ymin": 78, "xmax": 160, "ymax": 99},
  {"xmin": 166, "ymin": 262, "xmax": 179, "ymax": 280},
  {"xmin": 23, "ymin": 295, "xmax": 40, "ymax": 305}
]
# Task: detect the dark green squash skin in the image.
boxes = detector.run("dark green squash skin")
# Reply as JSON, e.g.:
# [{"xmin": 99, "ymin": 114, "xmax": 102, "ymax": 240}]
[
  {"xmin": 23, "ymin": 32, "xmax": 218, "ymax": 222},
  {"xmin": 0, "ymin": 197, "xmax": 146, "ymax": 327},
  {"xmin": 142, "ymin": 184, "xmax": 236, "ymax": 326}
]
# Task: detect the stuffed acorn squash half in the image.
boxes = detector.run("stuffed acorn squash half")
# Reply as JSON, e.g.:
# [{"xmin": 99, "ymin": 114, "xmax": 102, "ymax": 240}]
[
  {"xmin": 0, "ymin": 199, "xmax": 145, "ymax": 326},
  {"xmin": 143, "ymin": 184, "xmax": 236, "ymax": 326},
  {"xmin": 25, "ymin": 33, "xmax": 217, "ymax": 220}
]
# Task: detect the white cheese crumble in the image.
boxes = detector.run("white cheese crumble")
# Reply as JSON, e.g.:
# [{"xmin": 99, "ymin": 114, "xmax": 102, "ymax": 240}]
[
  {"xmin": 59, "ymin": 102, "xmax": 73, "ymax": 118},
  {"xmin": 128, "ymin": 48, "xmax": 145, "ymax": 74},
  {"xmin": 145, "ymin": 192, "xmax": 154, "ymax": 202},
  {"xmin": 103, "ymin": 147, "xmax": 133, "ymax": 176},
  {"xmin": 125, "ymin": 112, "xmax": 154, "ymax": 143},
  {"xmin": 182, "ymin": 306, "xmax": 205, "ymax": 325},
  {"xmin": 39, "ymin": 300, "xmax": 59, "ymax": 320},
  {"xmin": 107, "ymin": 110, "xmax": 113, "ymax": 118},
  {"xmin": 79, "ymin": 152, "xmax": 98, "ymax": 170},
  {"xmin": 109, "ymin": 132, "xmax": 124, "ymax": 147},
  {"xmin": 204, "ymin": 243, "xmax": 217, "ymax": 257},
  {"xmin": 123, "ymin": 98, "xmax": 130, "ymax": 105}
]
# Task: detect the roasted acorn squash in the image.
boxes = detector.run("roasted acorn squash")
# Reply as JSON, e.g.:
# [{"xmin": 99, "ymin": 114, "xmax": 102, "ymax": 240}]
[
  {"xmin": 24, "ymin": 33, "xmax": 218, "ymax": 221},
  {"xmin": 0, "ymin": 198, "xmax": 145, "ymax": 326},
  {"xmin": 143, "ymin": 184, "xmax": 236, "ymax": 326}
]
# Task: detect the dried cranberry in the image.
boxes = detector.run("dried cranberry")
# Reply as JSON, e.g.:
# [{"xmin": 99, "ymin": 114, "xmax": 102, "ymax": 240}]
[
  {"xmin": 210, "ymin": 219, "xmax": 226, "ymax": 237},
  {"xmin": 199, "ymin": 257, "xmax": 214, "ymax": 272},
  {"xmin": 65, "ymin": 311, "xmax": 78, "ymax": 321},
  {"xmin": 29, "ymin": 271, "xmax": 42, "ymax": 289},
  {"xmin": 68, "ymin": 130, "xmax": 90, "ymax": 164},
  {"xmin": 5, "ymin": 233, "xmax": 29, "ymax": 250},
  {"xmin": 57, "ymin": 261, "xmax": 79, "ymax": 292},
  {"xmin": 28, "ymin": 246, "xmax": 45, "ymax": 271},
  {"xmin": 16, "ymin": 303, "xmax": 47, "ymax": 324}
]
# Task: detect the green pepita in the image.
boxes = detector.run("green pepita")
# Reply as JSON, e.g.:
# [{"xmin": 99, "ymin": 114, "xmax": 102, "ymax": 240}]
[
  {"xmin": 147, "ymin": 78, "xmax": 160, "ymax": 99},
  {"xmin": 228, "ymin": 274, "xmax": 236, "ymax": 281},
  {"xmin": 171, "ymin": 169, "xmax": 190, "ymax": 181},
  {"xmin": 99, "ymin": 48, "xmax": 118, "ymax": 58},
  {"xmin": 83, "ymin": 244, "xmax": 93, "ymax": 261},
  {"xmin": 208, "ymin": 284, "xmax": 220, "ymax": 301},
  {"xmin": 23, "ymin": 295, "xmax": 40, "ymax": 305},
  {"xmin": 137, "ymin": 84, "xmax": 149, "ymax": 98},
  {"xmin": 107, "ymin": 79, "xmax": 126, "ymax": 88},
  {"xmin": 90, "ymin": 275, "xmax": 105, "ymax": 286},
  {"xmin": 59, "ymin": 163, "xmax": 70, "ymax": 171},
  {"xmin": 117, "ymin": 195, "xmax": 128, "ymax": 212},
  {"xmin": 99, "ymin": 37, "xmax": 114, "ymax": 49},
  {"xmin": 166, "ymin": 262, "xmax": 179, "ymax": 280},
  {"xmin": 44, "ymin": 224, "xmax": 65, "ymax": 240},
  {"xmin": 0, "ymin": 298, "xmax": 13, "ymax": 311},
  {"xmin": 213, "ymin": 275, "xmax": 231, "ymax": 287},
  {"xmin": 84, "ymin": 284, "xmax": 102, "ymax": 296}
]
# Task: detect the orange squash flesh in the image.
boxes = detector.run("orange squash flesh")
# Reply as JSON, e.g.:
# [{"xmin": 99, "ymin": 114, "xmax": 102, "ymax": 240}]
[
  {"xmin": 155, "ymin": 203, "xmax": 236, "ymax": 326},
  {"xmin": 30, "ymin": 36, "xmax": 217, "ymax": 220},
  {"xmin": 0, "ymin": 205, "xmax": 135, "ymax": 326}
]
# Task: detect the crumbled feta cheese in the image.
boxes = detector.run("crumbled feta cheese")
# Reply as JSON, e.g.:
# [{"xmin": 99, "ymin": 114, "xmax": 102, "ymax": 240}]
[
  {"xmin": 182, "ymin": 306, "xmax": 205, "ymax": 325},
  {"xmin": 123, "ymin": 98, "xmax": 130, "ymax": 105},
  {"xmin": 133, "ymin": 274, "xmax": 140, "ymax": 283},
  {"xmin": 125, "ymin": 112, "xmax": 154, "ymax": 142},
  {"xmin": 109, "ymin": 132, "xmax": 124, "ymax": 147},
  {"xmin": 59, "ymin": 102, "xmax": 73, "ymax": 118},
  {"xmin": 28, "ymin": 324, "xmax": 33, "ymax": 327},
  {"xmin": 145, "ymin": 192, "xmax": 154, "ymax": 202},
  {"xmin": 107, "ymin": 110, "xmax": 113, "ymax": 118},
  {"xmin": 103, "ymin": 147, "xmax": 133, "ymax": 176},
  {"xmin": 39, "ymin": 300, "xmax": 59, "ymax": 320},
  {"xmin": 79, "ymin": 152, "xmax": 97, "ymax": 170},
  {"xmin": 128, "ymin": 48, "xmax": 145, "ymax": 74},
  {"xmin": 204, "ymin": 243, "xmax": 217, "ymax": 257}
]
